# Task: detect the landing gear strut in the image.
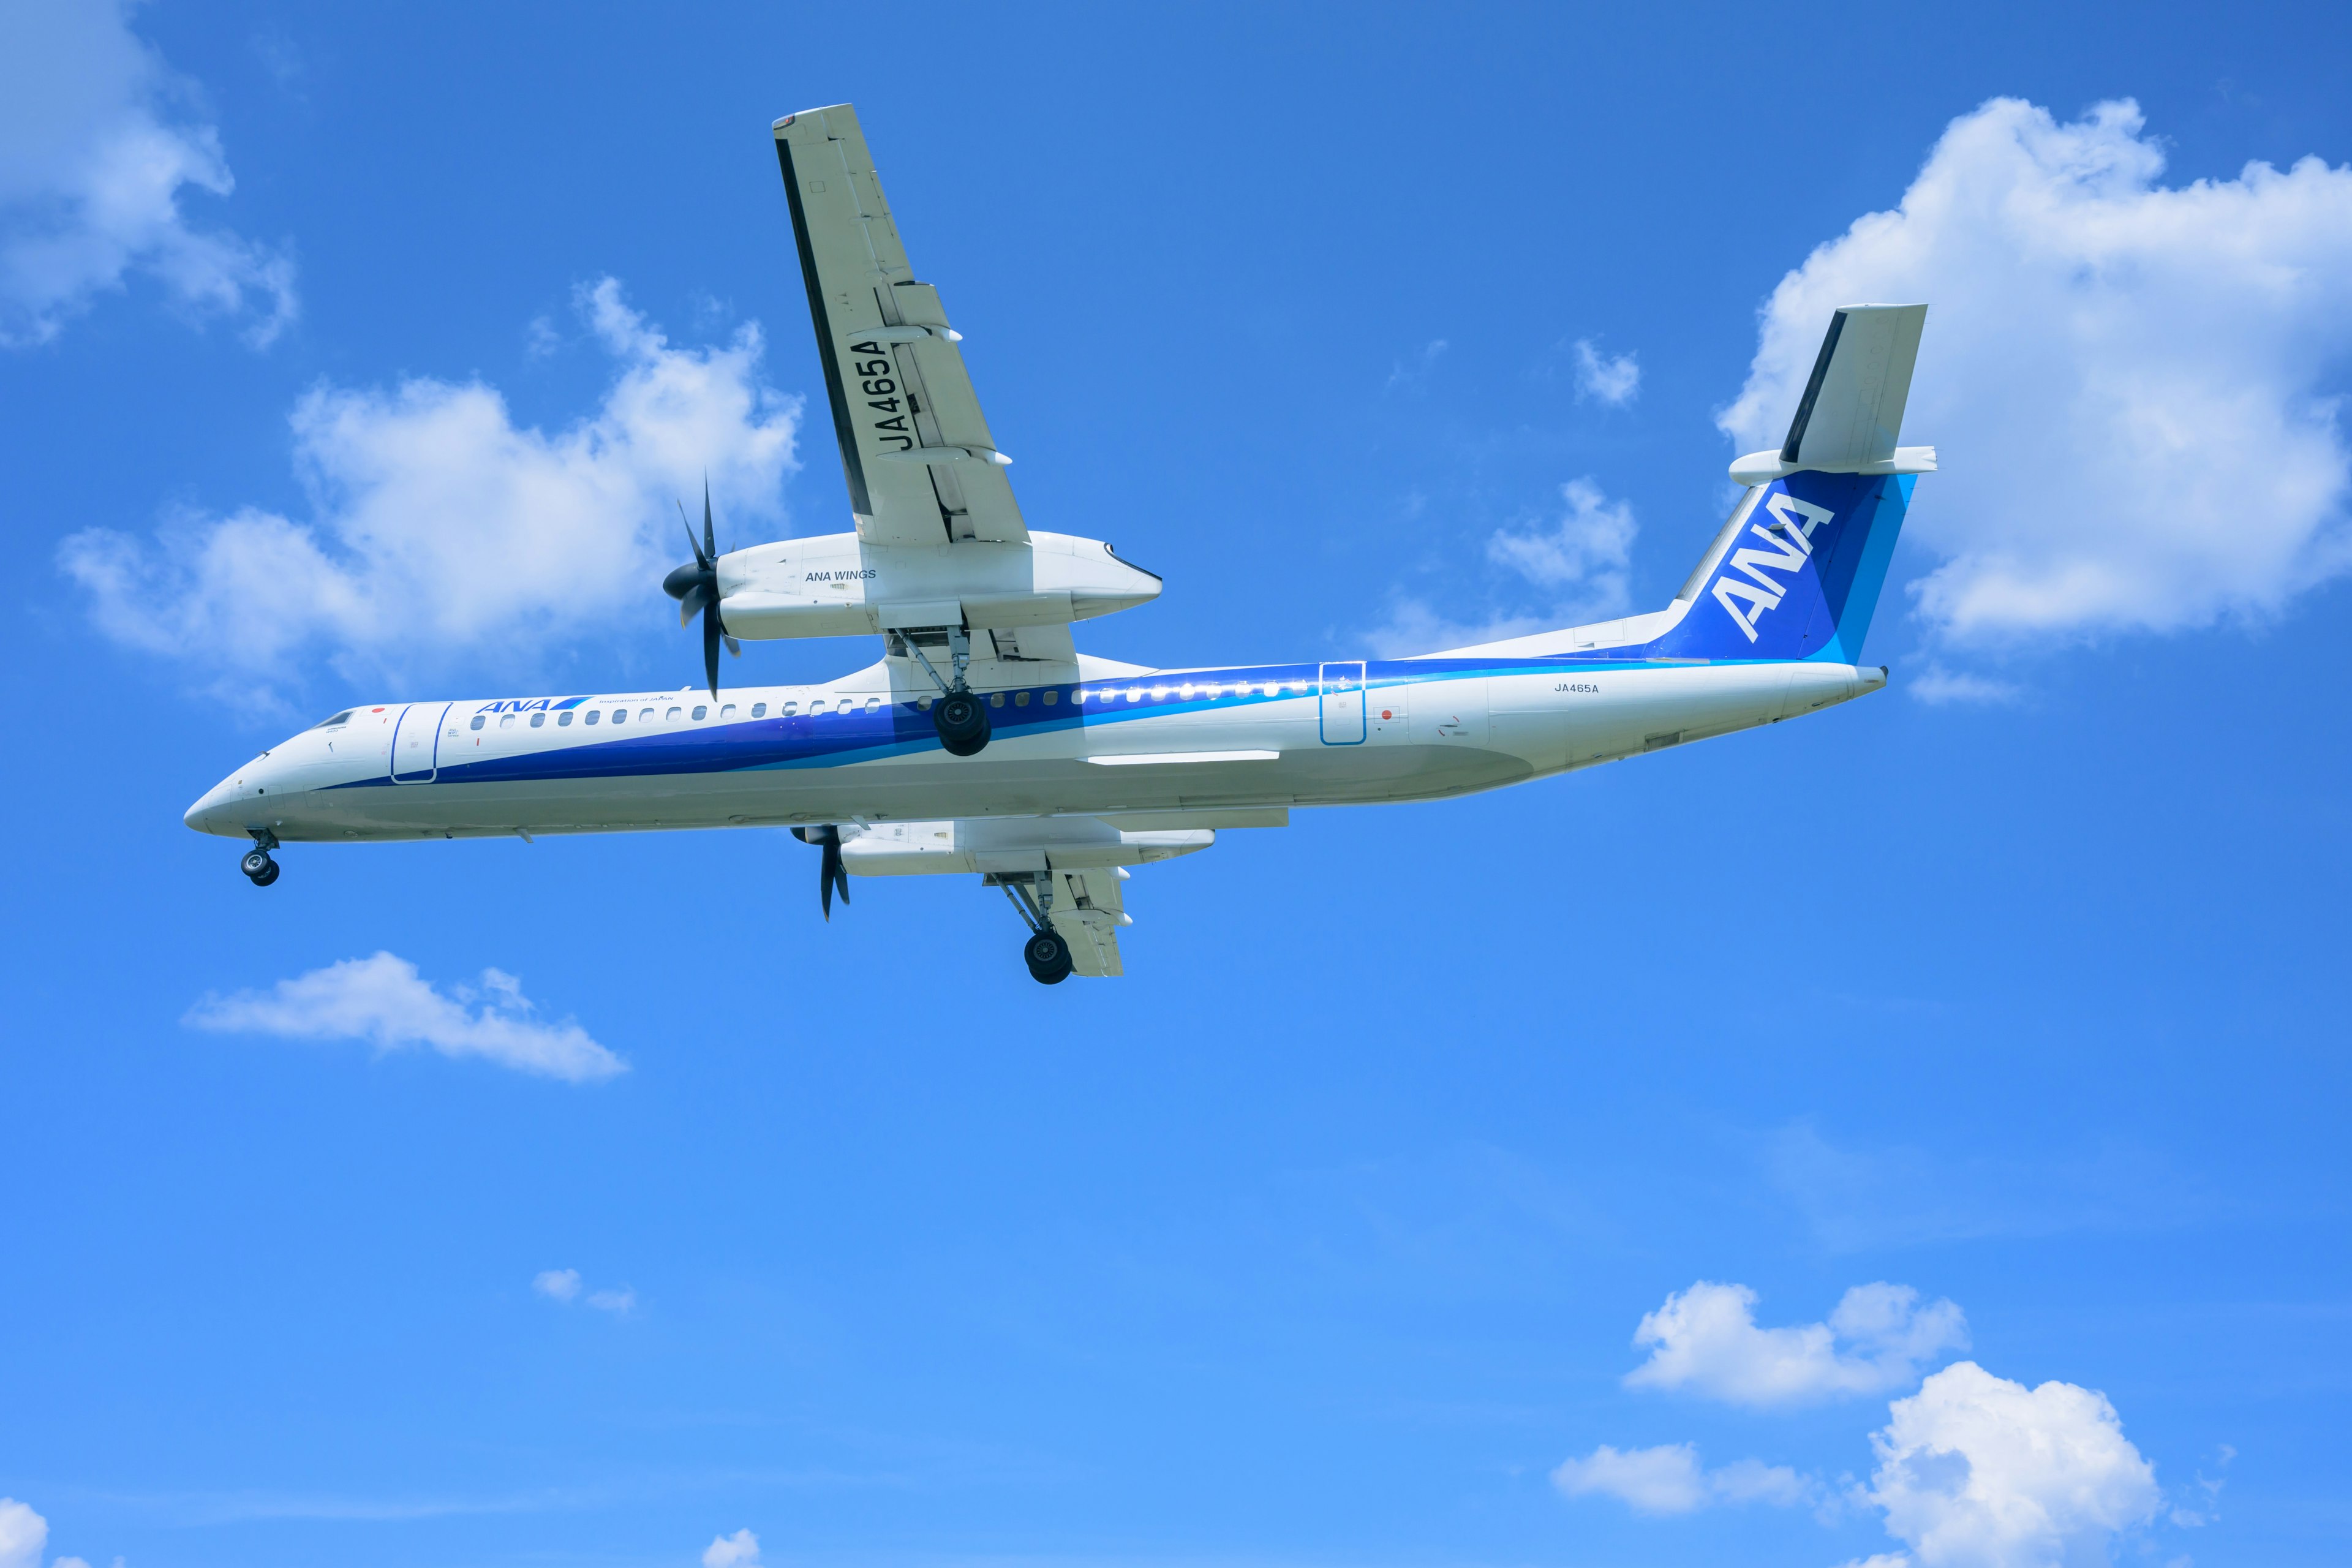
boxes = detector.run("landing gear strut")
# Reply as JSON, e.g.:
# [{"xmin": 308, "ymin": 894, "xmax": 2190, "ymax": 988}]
[
  {"xmin": 995, "ymin": 872, "xmax": 1074, "ymax": 984},
  {"xmin": 902, "ymin": 627, "xmax": 991, "ymax": 757},
  {"xmin": 241, "ymin": 829, "xmax": 281, "ymax": 888}
]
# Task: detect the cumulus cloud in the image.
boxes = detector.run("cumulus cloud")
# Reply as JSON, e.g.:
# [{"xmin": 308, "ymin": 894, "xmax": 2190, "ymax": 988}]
[
  {"xmin": 586, "ymin": 1286, "xmax": 636, "ymax": 1315},
  {"xmin": 1855, "ymin": 1361, "xmax": 2162, "ymax": 1568},
  {"xmin": 0, "ymin": 1501, "xmax": 43, "ymax": 1568},
  {"xmin": 1721, "ymin": 97, "xmax": 2352, "ymax": 648},
  {"xmin": 1624, "ymin": 1281, "xmax": 1967, "ymax": 1406},
  {"xmin": 1371, "ymin": 477, "xmax": 1637, "ymax": 654},
  {"xmin": 0, "ymin": 0, "xmax": 295, "ymax": 344},
  {"xmin": 60, "ymin": 279, "xmax": 799, "ymax": 701},
  {"xmin": 1572, "ymin": 339, "xmax": 1640, "ymax": 405},
  {"xmin": 187, "ymin": 952, "xmax": 624, "ymax": 1083},
  {"xmin": 1551, "ymin": 1443, "xmax": 1808, "ymax": 1515},
  {"xmin": 703, "ymin": 1528, "xmax": 761, "ymax": 1568},
  {"xmin": 532, "ymin": 1268, "xmax": 581, "ymax": 1302}
]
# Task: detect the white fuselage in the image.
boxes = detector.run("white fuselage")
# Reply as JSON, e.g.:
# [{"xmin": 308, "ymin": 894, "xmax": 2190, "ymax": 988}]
[{"xmin": 184, "ymin": 655, "xmax": 1884, "ymax": 844}]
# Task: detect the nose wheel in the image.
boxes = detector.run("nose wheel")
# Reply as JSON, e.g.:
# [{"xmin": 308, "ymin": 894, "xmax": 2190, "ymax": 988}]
[{"xmin": 241, "ymin": 829, "xmax": 281, "ymax": 887}]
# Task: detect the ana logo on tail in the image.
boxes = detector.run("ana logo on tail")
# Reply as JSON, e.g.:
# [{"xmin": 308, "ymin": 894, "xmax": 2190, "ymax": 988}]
[{"xmin": 1713, "ymin": 492, "xmax": 1835, "ymax": 643}]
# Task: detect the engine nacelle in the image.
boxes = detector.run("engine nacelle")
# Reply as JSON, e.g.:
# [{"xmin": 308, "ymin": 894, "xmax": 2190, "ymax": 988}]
[{"xmin": 714, "ymin": 530, "xmax": 1160, "ymax": 641}]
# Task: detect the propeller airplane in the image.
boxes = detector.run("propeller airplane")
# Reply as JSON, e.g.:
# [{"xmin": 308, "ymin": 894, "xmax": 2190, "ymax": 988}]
[{"xmin": 186, "ymin": 102, "xmax": 1935, "ymax": 984}]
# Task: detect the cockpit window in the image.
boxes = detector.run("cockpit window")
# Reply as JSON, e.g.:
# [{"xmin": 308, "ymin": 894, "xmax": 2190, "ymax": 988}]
[{"xmin": 312, "ymin": 710, "xmax": 354, "ymax": 729}]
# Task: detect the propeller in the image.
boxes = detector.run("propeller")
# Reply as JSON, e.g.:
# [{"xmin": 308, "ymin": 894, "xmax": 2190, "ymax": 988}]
[
  {"xmin": 661, "ymin": 479, "xmax": 739, "ymax": 697},
  {"xmin": 792, "ymin": 825, "xmax": 851, "ymax": 919}
]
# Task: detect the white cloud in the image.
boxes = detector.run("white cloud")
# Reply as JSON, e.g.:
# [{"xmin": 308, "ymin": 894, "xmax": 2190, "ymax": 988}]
[
  {"xmin": 60, "ymin": 279, "xmax": 799, "ymax": 701},
  {"xmin": 1371, "ymin": 477, "xmax": 1637, "ymax": 654},
  {"xmin": 1721, "ymin": 97, "xmax": 2352, "ymax": 649},
  {"xmin": 0, "ymin": 0, "xmax": 295, "ymax": 344},
  {"xmin": 1907, "ymin": 663, "xmax": 2021, "ymax": 706},
  {"xmin": 187, "ymin": 952, "xmax": 624, "ymax": 1083},
  {"xmin": 0, "ymin": 1500, "xmax": 44, "ymax": 1568},
  {"xmin": 536, "ymin": 1268, "xmax": 635, "ymax": 1314},
  {"xmin": 1551, "ymin": 1443, "xmax": 1809, "ymax": 1515},
  {"xmin": 1856, "ymin": 1361, "xmax": 2162, "ymax": 1568},
  {"xmin": 1572, "ymin": 338, "xmax": 1640, "ymax": 405},
  {"xmin": 1385, "ymin": 337, "xmax": 1449, "ymax": 391},
  {"xmin": 1625, "ymin": 1281, "xmax": 1967, "ymax": 1406},
  {"xmin": 532, "ymin": 1268, "xmax": 581, "ymax": 1303},
  {"xmin": 704, "ymin": 1528, "xmax": 761, "ymax": 1568}
]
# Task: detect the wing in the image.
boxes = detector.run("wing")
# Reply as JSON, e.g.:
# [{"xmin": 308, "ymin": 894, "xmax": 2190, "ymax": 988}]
[{"xmin": 774, "ymin": 104, "xmax": 1027, "ymax": 548}]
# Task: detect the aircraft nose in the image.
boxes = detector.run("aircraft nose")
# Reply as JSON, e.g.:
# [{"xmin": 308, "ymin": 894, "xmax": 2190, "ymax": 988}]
[{"xmin": 184, "ymin": 776, "xmax": 239, "ymax": 835}]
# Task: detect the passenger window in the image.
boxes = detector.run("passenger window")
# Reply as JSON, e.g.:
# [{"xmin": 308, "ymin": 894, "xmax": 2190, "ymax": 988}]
[
  {"xmin": 557, "ymin": 712, "xmax": 573, "ymax": 726},
  {"xmin": 609, "ymin": 710, "xmax": 624, "ymax": 725},
  {"xmin": 1014, "ymin": 691, "xmax": 1030, "ymax": 707},
  {"xmin": 783, "ymin": 701, "xmax": 799, "ymax": 716},
  {"xmin": 751, "ymin": 703, "xmax": 766, "ymax": 717},
  {"xmin": 692, "ymin": 705, "xmax": 707, "ymax": 720},
  {"xmin": 470, "ymin": 715, "xmax": 485, "ymax": 731},
  {"xmin": 585, "ymin": 710, "xmax": 601, "ymax": 725},
  {"xmin": 639, "ymin": 708, "xmax": 654, "ymax": 722},
  {"xmin": 530, "ymin": 712, "xmax": 545, "ymax": 728},
  {"xmin": 1044, "ymin": 690, "xmax": 1058, "ymax": 705},
  {"xmin": 866, "ymin": 698, "xmax": 881, "ymax": 714},
  {"xmin": 722, "ymin": 704, "xmax": 737, "ymax": 718},
  {"xmin": 499, "ymin": 714, "xmax": 516, "ymax": 729},
  {"xmin": 666, "ymin": 706, "xmax": 681, "ymax": 721},
  {"xmin": 989, "ymin": 693, "xmax": 1004, "ymax": 707}
]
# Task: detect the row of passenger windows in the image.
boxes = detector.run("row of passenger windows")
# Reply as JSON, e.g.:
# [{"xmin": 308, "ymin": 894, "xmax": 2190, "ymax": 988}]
[
  {"xmin": 440, "ymin": 679, "xmax": 1310, "ymax": 736},
  {"xmin": 464, "ymin": 697, "xmax": 894, "ymax": 732}
]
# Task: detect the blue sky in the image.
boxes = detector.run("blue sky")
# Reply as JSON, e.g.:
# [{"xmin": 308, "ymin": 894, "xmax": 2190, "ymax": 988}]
[{"xmin": 4, "ymin": 3, "xmax": 2350, "ymax": 1567}]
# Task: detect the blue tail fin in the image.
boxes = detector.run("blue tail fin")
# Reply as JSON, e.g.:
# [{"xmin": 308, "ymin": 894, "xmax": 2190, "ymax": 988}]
[{"xmin": 1650, "ymin": 470, "xmax": 1913, "ymax": 662}]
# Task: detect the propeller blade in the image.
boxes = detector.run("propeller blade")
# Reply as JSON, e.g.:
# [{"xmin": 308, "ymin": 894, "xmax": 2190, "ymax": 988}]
[
  {"xmin": 702, "ymin": 605, "xmax": 721, "ymax": 698},
  {"xmin": 723, "ymin": 635, "xmax": 742, "ymax": 657},
  {"xmin": 676, "ymin": 499, "xmax": 710, "ymax": 570},
  {"xmin": 702, "ymin": 477, "xmax": 716, "ymax": 564},
  {"xmin": 677, "ymin": 581, "xmax": 712, "ymax": 626},
  {"xmin": 812, "ymin": 823, "xmax": 849, "ymax": 921}
]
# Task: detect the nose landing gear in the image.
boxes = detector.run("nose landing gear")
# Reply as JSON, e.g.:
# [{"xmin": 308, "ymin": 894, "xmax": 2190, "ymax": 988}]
[{"xmin": 241, "ymin": 830, "xmax": 281, "ymax": 887}]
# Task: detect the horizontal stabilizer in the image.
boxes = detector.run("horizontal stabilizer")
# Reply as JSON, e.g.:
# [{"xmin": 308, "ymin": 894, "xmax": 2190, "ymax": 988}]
[{"xmin": 1763, "ymin": 304, "xmax": 1929, "ymax": 474}]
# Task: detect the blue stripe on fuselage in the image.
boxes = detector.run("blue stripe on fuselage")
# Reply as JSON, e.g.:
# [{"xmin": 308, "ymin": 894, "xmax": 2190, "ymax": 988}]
[{"xmin": 325, "ymin": 654, "xmax": 1758, "ymax": 790}]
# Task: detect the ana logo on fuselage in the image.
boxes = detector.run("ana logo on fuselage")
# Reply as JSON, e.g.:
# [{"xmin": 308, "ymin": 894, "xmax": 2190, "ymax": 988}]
[{"xmin": 1712, "ymin": 492, "xmax": 1836, "ymax": 643}]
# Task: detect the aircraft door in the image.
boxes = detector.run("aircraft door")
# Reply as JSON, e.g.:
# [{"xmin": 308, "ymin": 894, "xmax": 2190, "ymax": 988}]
[
  {"xmin": 1318, "ymin": 662, "xmax": 1366, "ymax": 745},
  {"xmin": 390, "ymin": 702, "xmax": 451, "ymax": 782}
]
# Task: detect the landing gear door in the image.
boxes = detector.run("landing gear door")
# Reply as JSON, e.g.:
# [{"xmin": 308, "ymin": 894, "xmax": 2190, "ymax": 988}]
[
  {"xmin": 390, "ymin": 702, "xmax": 451, "ymax": 783},
  {"xmin": 1318, "ymin": 662, "xmax": 1366, "ymax": 745}
]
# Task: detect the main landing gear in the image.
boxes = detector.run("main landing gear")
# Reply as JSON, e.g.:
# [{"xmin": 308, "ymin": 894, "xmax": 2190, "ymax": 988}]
[
  {"xmin": 241, "ymin": 829, "xmax": 281, "ymax": 887},
  {"xmin": 900, "ymin": 627, "xmax": 992, "ymax": 757},
  {"xmin": 994, "ymin": 872, "xmax": 1074, "ymax": 985}
]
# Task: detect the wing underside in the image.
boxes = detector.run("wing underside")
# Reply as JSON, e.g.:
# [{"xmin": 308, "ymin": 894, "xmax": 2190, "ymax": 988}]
[{"xmin": 775, "ymin": 105, "xmax": 1027, "ymax": 548}]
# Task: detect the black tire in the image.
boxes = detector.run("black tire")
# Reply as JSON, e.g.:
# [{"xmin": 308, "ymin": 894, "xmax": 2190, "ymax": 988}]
[
  {"xmin": 933, "ymin": 691, "xmax": 992, "ymax": 756},
  {"xmin": 1023, "ymin": 927, "xmax": 1073, "ymax": 984},
  {"xmin": 241, "ymin": 849, "xmax": 274, "ymax": 881}
]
